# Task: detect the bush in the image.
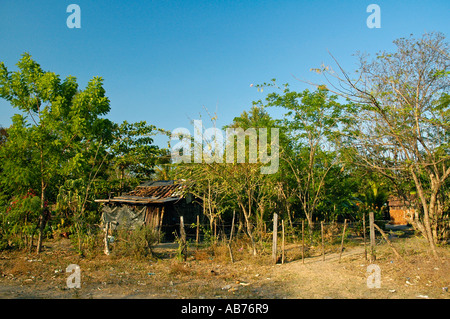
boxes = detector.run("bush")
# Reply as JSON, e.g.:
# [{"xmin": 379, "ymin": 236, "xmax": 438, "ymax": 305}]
[
  {"xmin": 69, "ymin": 225, "xmax": 102, "ymax": 257},
  {"xmin": 0, "ymin": 232, "xmax": 8, "ymax": 251},
  {"xmin": 0, "ymin": 194, "xmax": 42, "ymax": 251},
  {"xmin": 112, "ymin": 226, "xmax": 159, "ymax": 259}
]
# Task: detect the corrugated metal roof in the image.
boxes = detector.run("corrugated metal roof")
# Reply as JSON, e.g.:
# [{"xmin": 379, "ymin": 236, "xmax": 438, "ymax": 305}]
[
  {"xmin": 95, "ymin": 181, "xmax": 185, "ymax": 205},
  {"xmin": 137, "ymin": 180, "xmax": 174, "ymax": 187},
  {"xmin": 128, "ymin": 183, "xmax": 183, "ymax": 198},
  {"xmin": 388, "ymin": 195, "xmax": 412, "ymax": 208}
]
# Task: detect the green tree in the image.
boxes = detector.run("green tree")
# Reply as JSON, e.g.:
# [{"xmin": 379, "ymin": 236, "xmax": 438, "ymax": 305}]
[
  {"xmin": 177, "ymin": 106, "xmax": 281, "ymax": 255},
  {"xmin": 0, "ymin": 126, "xmax": 6, "ymax": 146},
  {"xmin": 109, "ymin": 121, "xmax": 166, "ymax": 192},
  {"xmin": 0, "ymin": 53, "xmax": 114, "ymax": 252},
  {"xmin": 259, "ymin": 83, "xmax": 349, "ymax": 233}
]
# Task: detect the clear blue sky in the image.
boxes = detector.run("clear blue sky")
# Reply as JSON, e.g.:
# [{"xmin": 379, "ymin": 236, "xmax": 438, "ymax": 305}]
[{"xmin": 0, "ymin": 0, "xmax": 449, "ymax": 147}]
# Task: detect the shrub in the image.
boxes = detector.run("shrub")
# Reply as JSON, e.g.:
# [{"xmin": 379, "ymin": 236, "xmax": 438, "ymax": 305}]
[
  {"xmin": 0, "ymin": 193, "xmax": 41, "ymax": 251},
  {"xmin": 113, "ymin": 226, "xmax": 159, "ymax": 259}
]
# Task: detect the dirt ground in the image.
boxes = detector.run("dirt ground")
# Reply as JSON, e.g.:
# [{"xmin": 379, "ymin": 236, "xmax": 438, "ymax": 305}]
[{"xmin": 0, "ymin": 236, "xmax": 448, "ymax": 299}]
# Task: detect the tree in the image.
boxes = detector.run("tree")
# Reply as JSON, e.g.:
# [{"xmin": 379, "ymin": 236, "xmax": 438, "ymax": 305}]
[
  {"xmin": 109, "ymin": 121, "xmax": 166, "ymax": 193},
  {"xmin": 355, "ymin": 172, "xmax": 390, "ymax": 221},
  {"xmin": 0, "ymin": 53, "xmax": 114, "ymax": 252},
  {"xmin": 0, "ymin": 126, "xmax": 6, "ymax": 146},
  {"xmin": 177, "ymin": 106, "xmax": 280, "ymax": 255},
  {"xmin": 180, "ymin": 163, "xmax": 231, "ymax": 242},
  {"xmin": 316, "ymin": 32, "xmax": 450, "ymax": 258},
  {"xmin": 258, "ymin": 83, "xmax": 349, "ymax": 233},
  {"xmin": 222, "ymin": 106, "xmax": 280, "ymax": 254}
]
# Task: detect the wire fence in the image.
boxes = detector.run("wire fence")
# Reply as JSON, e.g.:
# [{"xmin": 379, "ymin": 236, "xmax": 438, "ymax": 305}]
[
  {"xmin": 163, "ymin": 214, "xmax": 395, "ymax": 263},
  {"xmin": 167, "ymin": 218, "xmax": 388, "ymax": 241}
]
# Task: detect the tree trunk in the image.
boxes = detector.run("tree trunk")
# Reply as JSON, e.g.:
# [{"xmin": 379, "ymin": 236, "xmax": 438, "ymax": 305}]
[
  {"xmin": 424, "ymin": 202, "xmax": 439, "ymax": 259},
  {"xmin": 411, "ymin": 169, "xmax": 440, "ymax": 259},
  {"xmin": 286, "ymin": 204, "xmax": 293, "ymax": 230},
  {"xmin": 36, "ymin": 152, "xmax": 46, "ymax": 254},
  {"xmin": 304, "ymin": 207, "xmax": 314, "ymax": 242},
  {"xmin": 120, "ymin": 168, "xmax": 125, "ymax": 193},
  {"xmin": 239, "ymin": 203, "xmax": 257, "ymax": 256},
  {"xmin": 36, "ymin": 209, "xmax": 46, "ymax": 253},
  {"xmin": 257, "ymin": 203, "xmax": 265, "ymax": 238}
]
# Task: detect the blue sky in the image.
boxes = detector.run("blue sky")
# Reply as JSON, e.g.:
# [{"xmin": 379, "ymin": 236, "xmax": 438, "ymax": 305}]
[{"xmin": 0, "ymin": 0, "xmax": 449, "ymax": 147}]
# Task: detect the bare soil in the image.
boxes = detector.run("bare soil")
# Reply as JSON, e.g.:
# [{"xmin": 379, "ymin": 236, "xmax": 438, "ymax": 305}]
[{"xmin": 0, "ymin": 236, "xmax": 448, "ymax": 299}]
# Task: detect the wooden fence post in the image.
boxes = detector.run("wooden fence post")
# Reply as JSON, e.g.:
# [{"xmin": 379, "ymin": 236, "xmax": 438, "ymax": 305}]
[
  {"xmin": 282, "ymin": 219, "xmax": 285, "ymax": 264},
  {"xmin": 363, "ymin": 212, "xmax": 367, "ymax": 260},
  {"xmin": 214, "ymin": 219, "xmax": 217, "ymax": 243},
  {"xmin": 339, "ymin": 219, "xmax": 348, "ymax": 262},
  {"xmin": 196, "ymin": 214, "xmax": 200, "ymax": 249},
  {"xmin": 272, "ymin": 213, "xmax": 278, "ymax": 264},
  {"xmin": 301, "ymin": 220, "xmax": 305, "ymax": 264},
  {"xmin": 321, "ymin": 221, "xmax": 325, "ymax": 261},
  {"xmin": 158, "ymin": 207, "xmax": 165, "ymax": 243},
  {"xmin": 369, "ymin": 211, "xmax": 376, "ymax": 262},
  {"xmin": 179, "ymin": 216, "xmax": 187, "ymax": 261},
  {"xmin": 104, "ymin": 222, "xmax": 110, "ymax": 256}
]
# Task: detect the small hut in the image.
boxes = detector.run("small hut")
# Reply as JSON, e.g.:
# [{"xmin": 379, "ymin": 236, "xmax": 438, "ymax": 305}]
[
  {"xmin": 95, "ymin": 180, "xmax": 201, "ymax": 241},
  {"xmin": 387, "ymin": 195, "xmax": 413, "ymax": 225}
]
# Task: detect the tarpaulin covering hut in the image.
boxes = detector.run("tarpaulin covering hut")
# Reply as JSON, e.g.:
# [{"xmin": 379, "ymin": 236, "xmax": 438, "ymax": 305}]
[{"xmin": 95, "ymin": 180, "xmax": 201, "ymax": 241}]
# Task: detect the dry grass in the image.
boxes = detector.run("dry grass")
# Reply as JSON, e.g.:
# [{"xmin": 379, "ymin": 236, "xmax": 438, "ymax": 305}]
[{"xmin": 0, "ymin": 235, "xmax": 448, "ymax": 299}]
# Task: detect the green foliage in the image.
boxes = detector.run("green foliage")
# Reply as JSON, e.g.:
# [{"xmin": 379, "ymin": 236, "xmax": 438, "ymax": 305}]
[
  {"xmin": 0, "ymin": 53, "xmax": 114, "ymax": 252},
  {"xmin": 356, "ymin": 178, "xmax": 389, "ymax": 214},
  {"xmin": 56, "ymin": 179, "xmax": 85, "ymax": 218},
  {"xmin": 0, "ymin": 191, "xmax": 42, "ymax": 250},
  {"xmin": 109, "ymin": 120, "xmax": 167, "ymax": 192},
  {"xmin": 113, "ymin": 226, "xmax": 159, "ymax": 259},
  {"xmin": 257, "ymin": 84, "xmax": 355, "ymax": 227},
  {"xmin": 0, "ymin": 32, "xmax": 447, "ymax": 258},
  {"xmin": 0, "ymin": 52, "xmax": 114, "ymax": 202},
  {"xmin": 0, "ymin": 53, "xmax": 164, "ymax": 252}
]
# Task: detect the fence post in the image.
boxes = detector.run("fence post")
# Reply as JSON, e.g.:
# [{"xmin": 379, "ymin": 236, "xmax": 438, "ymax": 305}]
[
  {"xmin": 272, "ymin": 213, "xmax": 278, "ymax": 264},
  {"xmin": 363, "ymin": 212, "xmax": 367, "ymax": 260},
  {"xmin": 339, "ymin": 219, "xmax": 348, "ymax": 262},
  {"xmin": 301, "ymin": 220, "xmax": 305, "ymax": 264},
  {"xmin": 104, "ymin": 222, "xmax": 110, "ymax": 256},
  {"xmin": 321, "ymin": 221, "xmax": 325, "ymax": 261},
  {"xmin": 179, "ymin": 216, "xmax": 187, "ymax": 261},
  {"xmin": 158, "ymin": 207, "xmax": 165, "ymax": 243},
  {"xmin": 369, "ymin": 211, "xmax": 376, "ymax": 262},
  {"xmin": 282, "ymin": 219, "xmax": 285, "ymax": 264},
  {"xmin": 214, "ymin": 219, "xmax": 217, "ymax": 243},
  {"xmin": 196, "ymin": 215, "xmax": 200, "ymax": 248}
]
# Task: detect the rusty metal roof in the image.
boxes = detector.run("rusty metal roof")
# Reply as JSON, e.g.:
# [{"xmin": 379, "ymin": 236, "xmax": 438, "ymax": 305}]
[
  {"xmin": 128, "ymin": 183, "xmax": 183, "ymax": 198},
  {"xmin": 388, "ymin": 195, "xmax": 412, "ymax": 208},
  {"xmin": 95, "ymin": 181, "xmax": 185, "ymax": 205}
]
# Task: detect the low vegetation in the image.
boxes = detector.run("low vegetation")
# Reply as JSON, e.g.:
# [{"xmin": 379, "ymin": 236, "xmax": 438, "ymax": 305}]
[{"xmin": 0, "ymin": 32, "xmax": 448, "ymax": 299}]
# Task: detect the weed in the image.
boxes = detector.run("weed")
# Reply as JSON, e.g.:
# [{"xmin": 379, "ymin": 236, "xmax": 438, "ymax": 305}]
[{"xmin": 111, "ymin": 226, "xmax": 159, "ymax": 259}]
